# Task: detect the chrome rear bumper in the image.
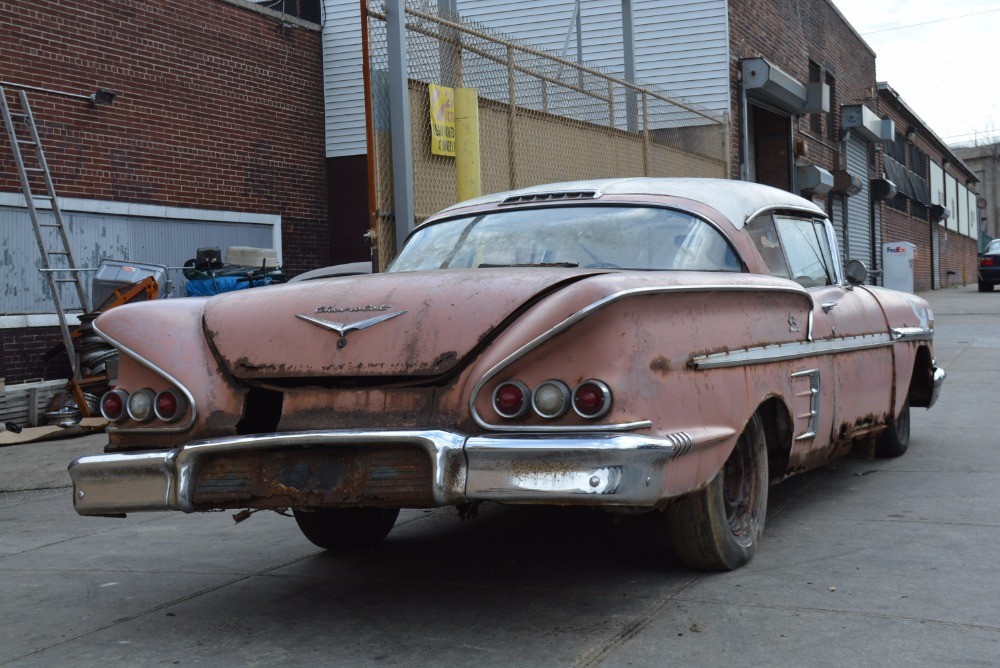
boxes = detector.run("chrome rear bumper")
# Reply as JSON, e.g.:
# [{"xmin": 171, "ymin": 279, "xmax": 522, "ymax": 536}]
[
  {"xmin": 929, "ymin": 366, "xmax": 946, "ymax": 408},
  {"xmin": 68, "ymin": 427, "xmax": 734, "ymax": 516}
]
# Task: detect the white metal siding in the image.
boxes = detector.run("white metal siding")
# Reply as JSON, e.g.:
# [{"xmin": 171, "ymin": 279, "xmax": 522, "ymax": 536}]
[
  {"xmin": 964, "ymin": 185, "xmax": 975, "ymax": 237},
  {"xmin": 323, "ymin": 0, "xmax": 368, "ymax": 157},
  {"xmin": 930, "ymin": 160, "xmax": 944, "ymax": 204},
  {"xmin": 946, "ymin": 173, "xmax": 958, "ymax": 231},
  {"xmin": 1, "ymin": 206, "xmax": 277, "ymax": 313},
  {"xmin": 456, "ymin": 0, "xmax": 730, "ymax": 119},
  {"xmin": 845, "ymin": 133, "xmax": 871, "ymax": 268}
]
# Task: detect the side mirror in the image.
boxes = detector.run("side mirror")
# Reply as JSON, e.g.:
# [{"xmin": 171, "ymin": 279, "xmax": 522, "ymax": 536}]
[{"xmin": 844, "ymin": 259, "xmax": 868, "ymax": 286}]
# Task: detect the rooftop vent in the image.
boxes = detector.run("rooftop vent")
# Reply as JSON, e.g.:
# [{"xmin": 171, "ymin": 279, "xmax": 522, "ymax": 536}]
[{"xmin": 500, "ymin": 190, "xmax": 599, "ymax": 206}]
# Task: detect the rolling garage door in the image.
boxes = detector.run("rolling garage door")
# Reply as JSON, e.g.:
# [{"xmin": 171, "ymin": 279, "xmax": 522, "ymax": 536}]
[{"xmin": 844, "ymin": 133, "xmax": 872, "ymax": 276}]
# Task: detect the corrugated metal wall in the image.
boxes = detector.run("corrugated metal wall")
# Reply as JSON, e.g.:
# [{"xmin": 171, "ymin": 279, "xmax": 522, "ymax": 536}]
[
  {"xmin": 830, "ymin": 194, "xmax": 846, "ymax": 267},
  {"xmin": 845, "ymin": 133, "xmax": 871, "ymax": 269},
  {"xmin": 1, "ymin": 206, "xmax": 276, "ymax": 314}
]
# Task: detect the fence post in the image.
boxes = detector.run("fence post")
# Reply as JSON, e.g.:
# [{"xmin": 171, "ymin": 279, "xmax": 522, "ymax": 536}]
[
  {"xmin": 387, "ymin": 0, "xmax": 415, "ymax": 255},
  {"xmin": 507, "ymin": 45, "xmax": 516, "ymax": 189},
  {"xmin": 642, "ymin": 91, "xmax": 650, "ymax": 176}
]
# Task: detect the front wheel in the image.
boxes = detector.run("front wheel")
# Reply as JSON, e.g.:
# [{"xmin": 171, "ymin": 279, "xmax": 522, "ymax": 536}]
[
  {"xmin": 668, "ymin": 414, "xmax": 769, "ymax": 571},
  {"xmin": 875, "ymin": 401, "xmax": 910, "ymax": 458},
  {"xmin": 293, "ymin": 507, "xmax": 399, "ymax": 550}
]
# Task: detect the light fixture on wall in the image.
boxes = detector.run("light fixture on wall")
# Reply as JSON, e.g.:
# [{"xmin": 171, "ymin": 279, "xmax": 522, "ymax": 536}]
[
  {"xmin": 905, "ymin": 125, "xmax": 917, "ymax": 143},
  {"xmin": 89, "ymin": 88, "xmax": 117, "ymax": 106}
]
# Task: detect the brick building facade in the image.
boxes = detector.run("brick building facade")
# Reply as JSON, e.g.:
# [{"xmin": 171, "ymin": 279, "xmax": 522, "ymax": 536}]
[
  {"xmin": 878, "ymin": 84, "xmax": 979, "ymax": 292},
  {"xmin": 728, "ymin": 0, "xmax": 876, "ymax": 188},
  {"xmin": 1, "ymin": 0, "xmax": 328, "ymax": 384}
]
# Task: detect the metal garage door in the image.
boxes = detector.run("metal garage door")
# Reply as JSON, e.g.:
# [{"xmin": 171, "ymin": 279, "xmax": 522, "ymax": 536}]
[{"xmin": 845, "ymin": 133, "xmax": 871, "ymax": 275}]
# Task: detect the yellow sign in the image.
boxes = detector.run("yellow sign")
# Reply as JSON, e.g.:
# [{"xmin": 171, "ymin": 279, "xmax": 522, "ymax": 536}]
[{"xmin": 429, "ymin": 84, "xmax": 456, "ymax": 157}]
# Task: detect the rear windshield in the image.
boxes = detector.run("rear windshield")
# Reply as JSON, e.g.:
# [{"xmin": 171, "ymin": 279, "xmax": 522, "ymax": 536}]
[
  {"xmin": 389, "ymin": 206, "xmax": 741, "ymax": 272},
  {"xmin": 987, "ymin": 239, "xmax": 1000, "ymax": 254}
]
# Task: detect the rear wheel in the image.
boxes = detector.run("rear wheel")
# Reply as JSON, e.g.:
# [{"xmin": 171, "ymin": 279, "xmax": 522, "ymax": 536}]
[
  {"xmin": 875, "ymin": 401, "xmax": 910, "ymax": 458},
  {"xmin": 668, "ymin": 414, "xmax": 769, "ymax": 571},
  {"xmin": 979, "ymin": 280, "xmax": 994, "ymax": 292},
  {"xmin": 293, "ymin": 507, "xmax": 399, "ymax": 550}
]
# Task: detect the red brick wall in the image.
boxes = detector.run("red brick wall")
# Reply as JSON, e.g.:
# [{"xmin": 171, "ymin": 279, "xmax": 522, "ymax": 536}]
[
  {"xmin": 939, "ymin": 229, "xmax": 979, "ymax": 289},
  {"xmin": 1, "ymin": 0, "xmax": 328, "ymax": 383},
  {"xmin": 0, "ymin": 327, "xmax": 73, "ymax": 384},
  {"xmin": 882, "ymin": 209, "xmax": 934, "ymax": 292},
  {"xmin": 728, "ymin": 0, "xmax": 877, "ymax": 186},
  {"xmin": 0, "ymin": 0, "xmax": 328, "ymax": 275}
]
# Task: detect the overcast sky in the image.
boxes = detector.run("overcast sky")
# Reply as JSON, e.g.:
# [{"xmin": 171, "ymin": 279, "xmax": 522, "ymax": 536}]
[{"xmin": 830, "ymin": 0, "xmax": 1000, "ymax": 147}]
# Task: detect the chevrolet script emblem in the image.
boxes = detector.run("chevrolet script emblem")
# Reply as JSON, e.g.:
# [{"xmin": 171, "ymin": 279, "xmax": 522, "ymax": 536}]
[{"xmin": 296, "ymin": 310, "xmax": 407, "ymax": 348}]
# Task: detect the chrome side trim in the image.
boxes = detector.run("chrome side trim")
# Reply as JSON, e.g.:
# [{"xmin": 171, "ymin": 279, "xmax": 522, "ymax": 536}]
[
  {"xmin": 68, "ymin": 426, "xmax": 738, "ymax": 515},
  {"xmin": 744, "ymin": 205, "xmax": 827, "ymax": 226},
  {"xmin": 892, "ymin": 326, "xmax": 934, "ymax": 342},
  {"xmin": 689, "ymin": 332, "xmax": 894, "ymax": 370},
  {"xmin": 92, "ymin": 320, "xmax": 198, "ymax": 434},
  {"xmin": 470, "ymin": 283, "xmax": 810, "ymax": 432},
  {"xmin": 790, "ymin": 368, "xmax": 820, "ymax": 441}
]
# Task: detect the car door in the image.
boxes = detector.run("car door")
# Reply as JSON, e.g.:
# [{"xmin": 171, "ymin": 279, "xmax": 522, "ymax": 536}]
[{"xmin": 770, "ymin": 214, "xmax": 893, "ymax": 449}]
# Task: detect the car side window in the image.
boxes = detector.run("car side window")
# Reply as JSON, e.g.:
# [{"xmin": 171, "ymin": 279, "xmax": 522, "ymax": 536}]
[
  {"xmin": 772, "ymin": 216, "xmax": 834, "ymax": 288},
  {"xmin": 745, "ymin": 215, "xmax": 790, "ymax": 279}
]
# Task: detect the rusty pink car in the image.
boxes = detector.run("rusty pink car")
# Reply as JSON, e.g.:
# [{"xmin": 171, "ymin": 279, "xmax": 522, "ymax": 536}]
[{"xmin": 69, "ymin": 178, "xmax": 945, "ymax": 571}]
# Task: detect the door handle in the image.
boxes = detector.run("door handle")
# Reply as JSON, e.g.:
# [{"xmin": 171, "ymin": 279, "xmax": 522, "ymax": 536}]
[{"xmin": 821, "ymin": 301, "xmax": 837, "ymax": 313}]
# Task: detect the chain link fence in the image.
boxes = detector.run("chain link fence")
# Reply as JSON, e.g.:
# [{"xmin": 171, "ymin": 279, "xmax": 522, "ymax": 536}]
[{"xmin": 365, "ymin": 0, "xmax": 730, "ymax": 268}]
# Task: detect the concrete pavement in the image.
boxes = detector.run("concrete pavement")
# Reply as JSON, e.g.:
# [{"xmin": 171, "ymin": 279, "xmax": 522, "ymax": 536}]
[{"xmin": 1, "ymin": 285, "xmax": 998, "ymax": 666}]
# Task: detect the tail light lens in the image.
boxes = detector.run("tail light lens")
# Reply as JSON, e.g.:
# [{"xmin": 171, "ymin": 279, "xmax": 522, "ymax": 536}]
[
  {"xmin": 981, "ymin": 257, "xmax": 995, "ymax": 267},
  {"xmin": 532, "ymin": 380, "xmax": 571, "ymax": 418},
  {"xmin": 126, "ymin": 388, "xmax": 156, "ymax": 422},
  {"xmin": 100, "ymin": 389, "xmax": 129, "ymax": 422},
  {"xmin": 573, "ymin": 380, "xmax": 612, "ymax": 419},
  {"xmin": 154, "ymin": 389, "xmax": 187, "ymax": 422},
  {"xmin": 493, "ymin": 381, "xmax": 529, "ymax": 419}
]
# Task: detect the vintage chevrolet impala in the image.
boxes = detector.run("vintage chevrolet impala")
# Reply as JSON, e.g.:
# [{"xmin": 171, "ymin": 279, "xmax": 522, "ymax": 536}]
[{"xmin": 69, "ymin": 178, "xmax": 945, "ymax": 570}]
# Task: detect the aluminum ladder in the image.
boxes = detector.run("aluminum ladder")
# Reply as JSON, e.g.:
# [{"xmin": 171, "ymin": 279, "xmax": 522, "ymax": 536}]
[{"xmin": 0, "ymin": 85, "xmax": 90, "ymax": 379}]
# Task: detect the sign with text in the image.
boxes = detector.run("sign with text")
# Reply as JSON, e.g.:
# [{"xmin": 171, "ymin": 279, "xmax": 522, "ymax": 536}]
[{"xmin": 429, "ymin": 84, "xmax": 456, "ymax": 157}]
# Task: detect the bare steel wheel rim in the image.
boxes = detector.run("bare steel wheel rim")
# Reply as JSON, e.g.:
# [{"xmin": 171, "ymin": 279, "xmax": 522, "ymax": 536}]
[{"xmin": 723, "ymin": 432, "xmax": 756, "ymax": 539}]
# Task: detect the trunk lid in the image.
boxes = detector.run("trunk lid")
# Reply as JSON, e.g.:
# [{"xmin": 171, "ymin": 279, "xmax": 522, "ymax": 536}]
[{"xmin": 203, "ymin": 268, "xmax": 594, "ymax": 379}]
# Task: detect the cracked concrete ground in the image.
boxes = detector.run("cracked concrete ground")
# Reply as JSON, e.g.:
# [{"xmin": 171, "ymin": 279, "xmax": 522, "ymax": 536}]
[{"xmin": 1, "ymin": 284, "xmax": 998, "ymax": 666}]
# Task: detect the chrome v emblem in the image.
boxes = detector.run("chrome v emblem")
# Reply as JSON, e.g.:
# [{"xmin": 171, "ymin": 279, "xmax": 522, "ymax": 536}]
[{"xmin": 296, "ymin": 310, "xmax": 407, "ymax": 348}]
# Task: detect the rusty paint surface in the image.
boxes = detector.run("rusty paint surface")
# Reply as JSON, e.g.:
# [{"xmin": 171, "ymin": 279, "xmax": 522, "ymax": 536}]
[
  {"xmin": 202, "ymin": 269, "xmax": 589, "ymax": 379},
  {"xmin": 192, "ymin": 446, "xmax": 434, "ymax": 510}
]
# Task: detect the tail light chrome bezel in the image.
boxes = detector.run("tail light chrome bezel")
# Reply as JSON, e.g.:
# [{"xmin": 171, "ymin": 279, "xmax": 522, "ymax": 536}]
[
  {"xmin": 532, "ymin": 379, "xmax": 571, "ymax": 419},
  {"xmin": 125, "ymin": 388, "xmax": 157, "ymax": 423},
  {"xmin": 572, "ymin": 379, "xmax": 613, "ymax": 419},
  {"xmin": 492, "ymin": 380, "xmax": 531, "ymax": 419},
  {"xmin": 100, "ymin": 389, "xmax": 130, "ymax": 422},
  {"xmin": 153, "ymin": 389, "xmax": 188, "ymax": 423}
]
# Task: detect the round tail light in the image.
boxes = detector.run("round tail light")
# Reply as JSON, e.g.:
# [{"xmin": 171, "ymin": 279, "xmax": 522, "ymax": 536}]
[
  {"xmin": 100, "ymin": 389, "xmax": 129, "ymax": 422},
  {"xmin": 532, "ymin": 380, "xmax": 570, "ymax": 419},
  {"xmin": 493, "ymin": 380, "xmax": 529, "ymax": 419},
  {"xmin": 573, "ymin": 380, "xmax": 612, "ymax": 419},
  {"xmin": 154, "ymin": 389, "xmax": 187, "ymax": 422},
  {"xmin": 126, "ymin": 388, "xmax": 156, "ymax": 422}
]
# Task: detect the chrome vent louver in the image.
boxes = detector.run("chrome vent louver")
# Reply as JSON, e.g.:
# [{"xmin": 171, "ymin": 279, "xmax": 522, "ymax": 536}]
[{"xmin": 500, "ymin": 190, "xmax": 599, "ymax": 206}]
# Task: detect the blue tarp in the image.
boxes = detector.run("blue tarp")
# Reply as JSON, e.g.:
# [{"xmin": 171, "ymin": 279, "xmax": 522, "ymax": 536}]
[{"xmin": 185, "ymin": 276, "xmax": 272, "ymax": 296}]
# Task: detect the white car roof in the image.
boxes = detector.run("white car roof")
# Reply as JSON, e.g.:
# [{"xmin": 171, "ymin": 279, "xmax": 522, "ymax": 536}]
[{"xmin": 434, "ymin": 178, "xmax": 826, "ymax": 230}]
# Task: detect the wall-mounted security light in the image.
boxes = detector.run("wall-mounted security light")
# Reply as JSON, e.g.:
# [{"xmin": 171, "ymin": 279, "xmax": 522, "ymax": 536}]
[
  {"xmin": 905, "ymin": 126, "xmax": 917, "ymax": 142},
  {"xmin": 930, "ymin": 204, "xmax": 950, "ymax": 222},
  {"xmin": 89, "ymin": 88, "xmax": 117, "ymax": 106}
]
